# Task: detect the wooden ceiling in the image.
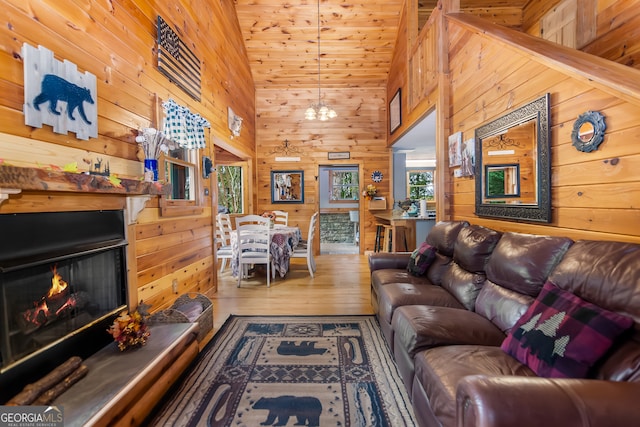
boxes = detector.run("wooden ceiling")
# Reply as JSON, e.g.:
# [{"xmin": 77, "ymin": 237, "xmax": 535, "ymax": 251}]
[
  {"xmin": 233, "ymin": 1, "xmax": 530, "ymax": 91},
  {"xmin": 233, "ymin": 0, "xmax": 404, "ymax": 90}
]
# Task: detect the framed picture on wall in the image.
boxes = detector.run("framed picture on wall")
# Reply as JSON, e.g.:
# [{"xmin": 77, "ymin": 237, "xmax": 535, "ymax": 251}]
[
  {"xmin": 389, "ymin": 89, "xmax": 401, "ymax": 134},
  {"xmin": 328, "ymin": 152, "xmax": 350, "ymax": 160},
  {"xmin": 271, "ymin": 170, "xmax": 304, "ymax": 203},
  {"xmin": 459, "ymin": 137, "xmax": 475, "ymax": 177},
  {"xmin": 448, "ymin": 131, "xmax": 462, "ymax": 167}
]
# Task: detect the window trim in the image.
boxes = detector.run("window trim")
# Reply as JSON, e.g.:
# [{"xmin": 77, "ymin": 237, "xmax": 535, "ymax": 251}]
[{"xmin": 328, "ymin": 169, "xmax": 360, "ymax": 203}]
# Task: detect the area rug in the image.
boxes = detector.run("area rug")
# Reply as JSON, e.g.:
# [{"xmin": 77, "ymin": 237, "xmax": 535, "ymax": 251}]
[{"xmin": 150, "ymin": 315, "xmax": 416, "ymax": 426}]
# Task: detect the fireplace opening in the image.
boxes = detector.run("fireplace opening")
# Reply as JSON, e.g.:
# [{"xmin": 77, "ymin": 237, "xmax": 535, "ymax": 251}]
[{"xmin": 0, "ymin": 210, "xmax": 127, "ymax": 403}]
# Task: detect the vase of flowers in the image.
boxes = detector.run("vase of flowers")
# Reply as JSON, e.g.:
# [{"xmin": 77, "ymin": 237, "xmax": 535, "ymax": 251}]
[
  {"xmin": 362, "ymin": 184, "xmax": 378, "ymax": 200},
  {"xmin": 136, "ymin": 128, "xmax": 174, "ymax": 182},
  {"xmin": 262, "ymin": 211, "xmax": 276, "ymax": 228},
  {"xmin": 107, "ymin": 303, "xmax": 151, "ymax": 351}
]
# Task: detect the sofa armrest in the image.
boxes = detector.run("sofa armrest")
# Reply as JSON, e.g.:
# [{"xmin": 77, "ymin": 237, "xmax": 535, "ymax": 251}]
[
  {"xmin": 456, "ymin": 375, "xmax": 640, "ymax": 427},
  {"xmin": 368, "ymin": 252, "xmax": 412, "ymax": 272}
]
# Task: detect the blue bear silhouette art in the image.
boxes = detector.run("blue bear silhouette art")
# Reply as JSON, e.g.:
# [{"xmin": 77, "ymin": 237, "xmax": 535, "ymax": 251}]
[
  {"xmin": 252, "ymin": 395, "xmax": 322, "ymax": 426},
  {"xmin": 276, "ymin": 341, "xmax": 327, "ymax": 356},
  {"xmin": 33, "ymin": 74, "xmax": 94, "ymax": 125}
]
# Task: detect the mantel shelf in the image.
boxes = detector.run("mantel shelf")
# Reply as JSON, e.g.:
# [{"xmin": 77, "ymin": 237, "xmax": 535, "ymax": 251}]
[{"xmin": 0, "ymin": 165, "xmax": 171, "ymax": 196}]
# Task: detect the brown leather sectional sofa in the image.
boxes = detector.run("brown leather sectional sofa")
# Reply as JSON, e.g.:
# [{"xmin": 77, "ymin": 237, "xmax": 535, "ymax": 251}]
[{"xmin": 369, "ymin": 221, "xmax": 640, "ymax": 427}]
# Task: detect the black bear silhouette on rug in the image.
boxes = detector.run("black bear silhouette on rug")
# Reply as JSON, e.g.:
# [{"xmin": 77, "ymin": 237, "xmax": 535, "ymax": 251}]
[
  {"xmin": 252, "ymin": 396, "xmax": 322, "ymax": 426},
  {"xmin": 276, "ymin": 341, "xmax": 327, "ymax": 356},
  {"xmin": 33, "ymin": 74, "xmax": 94, "ymax": 125}
]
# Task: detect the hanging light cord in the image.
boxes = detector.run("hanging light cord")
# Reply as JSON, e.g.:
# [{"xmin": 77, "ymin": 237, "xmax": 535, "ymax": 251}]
[
  {"xmin": 305, "ymin": 0, "xmax": 336, "ymax": 120},
  {"xmin": 317, "ymin": 0, "xmax": 321, "ymax": 104}
]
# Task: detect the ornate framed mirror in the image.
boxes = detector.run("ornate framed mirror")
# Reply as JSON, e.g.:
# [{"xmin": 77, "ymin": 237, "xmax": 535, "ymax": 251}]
[
  {"xmin": 474, "ymin": 93, "xmax": 551, "ymax": 223},
  {"xmin": 571, "ymin": 111, "xmax": 606, "ymax": 152}
]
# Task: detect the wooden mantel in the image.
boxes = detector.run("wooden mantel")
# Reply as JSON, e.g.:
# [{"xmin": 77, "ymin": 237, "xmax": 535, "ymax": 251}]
[{"xmin": 0, "ymin": 165, "xmax": 170, "ymax": 197}]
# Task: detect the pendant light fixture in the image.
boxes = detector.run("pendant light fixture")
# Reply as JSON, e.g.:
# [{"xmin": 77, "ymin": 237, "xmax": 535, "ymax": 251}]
[{"xmin": 305, "ymin": 0, "xmax": 337, "ymax": 121}]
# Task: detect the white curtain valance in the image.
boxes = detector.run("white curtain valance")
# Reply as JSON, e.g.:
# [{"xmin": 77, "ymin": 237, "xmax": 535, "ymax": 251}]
[{"xmin": 162, "ymin": 98, "xmax": 210, "ymax": 149}]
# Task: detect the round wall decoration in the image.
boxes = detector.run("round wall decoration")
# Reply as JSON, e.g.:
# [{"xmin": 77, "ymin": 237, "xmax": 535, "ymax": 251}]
[
  {"xmin": 371, "ymin": 171, "xmax": 383, "ymax": 182},
  {"xmin": 571, "ymin": 111, "xmax": 606, "ymax": 153}
]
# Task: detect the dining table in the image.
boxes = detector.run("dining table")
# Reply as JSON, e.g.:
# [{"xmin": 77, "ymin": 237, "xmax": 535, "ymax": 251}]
[{"xmin": 230, "ymin": 225, "xmax": 302, "ymax": 279}]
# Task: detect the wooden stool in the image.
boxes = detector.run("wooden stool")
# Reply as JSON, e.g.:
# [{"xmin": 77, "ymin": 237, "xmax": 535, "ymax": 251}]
[
  {"xmin": 382, "ymin": 225, "xmax": 392, "ymax": 252},
  {"xmin": 374, "ymin": 223, "xmax": 392, "ymax": 252}
]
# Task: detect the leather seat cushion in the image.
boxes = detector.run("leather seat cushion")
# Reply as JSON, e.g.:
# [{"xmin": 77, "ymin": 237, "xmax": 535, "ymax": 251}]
[
  {"xmin": 414, "ymin": 345, "xmax": 537, "ymax": 427},
  {"xmin": 371, "ymin": 269, "xmax": 433, "ymax": 293},
  {"xmin": 378, "ymin": 283, "xmax": 463, "ymax": 324},
  {"xmin": 392, "ymin": 305, "xmax": 506, "ymax": 357}
]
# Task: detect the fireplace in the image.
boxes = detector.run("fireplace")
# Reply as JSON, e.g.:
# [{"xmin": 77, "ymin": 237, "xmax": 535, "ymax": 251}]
[{"xmin": 0, "ymin": 210, "xmax": 128, "ymax": 402}]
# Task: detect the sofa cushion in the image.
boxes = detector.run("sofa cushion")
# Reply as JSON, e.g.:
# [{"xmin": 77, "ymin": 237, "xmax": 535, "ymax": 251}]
[
  {"xmin": 407, "ymin": 242, "xmax": 437, "ymax": 276},
  {"xmin": 440, "ymin": 263, "xmax": 486, "ymax": 311},
  {"xmin": 425, "ymin": 252, "xmax": 454, "ymax": 286},
  {"xmin": 371, "ymin": 269, "xmax": 434, "ymax": 293},
  {"xmin": 393, "ymin": 305, "xmax": 506, "ymax": 357},
  {"xmin": 501, "ymin": 281, "xmax": 634, "ymax": 378},
  {"xmin": 426, "ymin": 220, "xmax": 470, "ymax": 257},
  {"xmin": 484, "ymin": 232, "xmax": 573, "ymax": 297},
  {"xmin": 452, "ymin": 225, "xmax": 502, "ymax": 273},
  {"xmin": 378, "ymin": 283, "xmax": 463, "ymax": 324},
  {"xmin": 475, "ymin": 281, "xmax": 535, "ymax": 334},
  {"xmin": 413, "ymin": 345, "xmax": 536, "ymax": 427},
  {"xmin": 548, "ymin": 240, "xmax": 640, "ymax": 324}
]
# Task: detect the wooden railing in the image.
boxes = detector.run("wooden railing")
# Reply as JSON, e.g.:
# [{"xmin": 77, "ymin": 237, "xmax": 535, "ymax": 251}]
[{"xmin": 408, "ymin": 13, "xmax": 438, "ymax": 112}]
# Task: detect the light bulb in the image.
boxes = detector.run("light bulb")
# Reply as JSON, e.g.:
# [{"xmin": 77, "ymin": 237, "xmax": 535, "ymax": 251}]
[{"xmin": 305, "ymin": 106, "xmax": 317, "ymax": 120}]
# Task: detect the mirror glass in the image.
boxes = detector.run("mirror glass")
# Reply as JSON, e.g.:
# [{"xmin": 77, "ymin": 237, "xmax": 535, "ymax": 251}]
[
  {"xmin": 485, "ymin": 164, "xmax": 520, "ymax": 199},
  {"xmin": 578, "ymin": 122, "xmax": 595, "ymax": 142},
  {"xmin": 271, "ymin": 170, "xmax": 304, "ymax": 204},
  {"xmin": 475, "ymin": 93, "xmax": 551, "ymax": 222}
]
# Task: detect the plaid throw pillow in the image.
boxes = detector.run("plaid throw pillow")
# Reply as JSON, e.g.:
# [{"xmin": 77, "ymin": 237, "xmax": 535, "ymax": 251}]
[
  {"xmin": 501, "ymin": 281, "xmax": 633, "ymax": 378},
  {"xmin": 407, "ymin": 242, "xmax": 436, "ymax": 276}
]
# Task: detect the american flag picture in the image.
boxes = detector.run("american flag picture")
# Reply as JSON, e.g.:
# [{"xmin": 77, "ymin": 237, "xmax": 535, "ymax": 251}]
[{"xmin": 157, "ymin": 16, "xmax": 201, "ymax": 101}]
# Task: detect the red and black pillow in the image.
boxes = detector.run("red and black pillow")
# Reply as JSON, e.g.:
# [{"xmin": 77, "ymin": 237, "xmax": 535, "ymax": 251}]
[
  {"xmin": 407, "ymin": 242, "xmax": 437, "ymax": 276},
  {"xmin": 501, "ymin": 281, "xmax": 633, "ymax": 378}
]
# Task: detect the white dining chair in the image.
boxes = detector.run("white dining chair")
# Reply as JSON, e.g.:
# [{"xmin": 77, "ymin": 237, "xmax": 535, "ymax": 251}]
[
  {"xmin": 216, "ymin": 213, "xmax": 233, "ymax": 272},
  {"xmin": 235, "ymin": 215, "xmax": 273, "ymax": 287},
  {"xmin": 292, "ymin": 212, "xmax": 318, "ymax": 277},
  {"xmin": 272, "ymin": 210, "xmax": 288, "ymax": 227}
]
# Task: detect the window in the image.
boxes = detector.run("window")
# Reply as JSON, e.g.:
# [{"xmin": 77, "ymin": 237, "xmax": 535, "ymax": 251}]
[
  {"xmin": 329, "ymin": 170, "xmax": 359, "ymax": 202},
  {"xmin": 158, "ymin": 146, "xmax": 202, "ymax": 217},
  {"xmin": 163, "ymin": 145, "xmax": 197, "ymax": 201},
  {"xmin": 217, "ymin": 165, "xmax": 244, "ymax": 213},
  {"xmin": 407, "ymin": 170, "xmax": 434, "ymax": 200}
]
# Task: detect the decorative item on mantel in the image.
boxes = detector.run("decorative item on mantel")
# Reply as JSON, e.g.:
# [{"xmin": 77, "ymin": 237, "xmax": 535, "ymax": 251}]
[
  {"xmin": 107, "ymin": 302, "xmax": 151, "ymax": 351},
  {"xmin": 135, "ymin": 128, "xmax": 173, "ymax": 182}
]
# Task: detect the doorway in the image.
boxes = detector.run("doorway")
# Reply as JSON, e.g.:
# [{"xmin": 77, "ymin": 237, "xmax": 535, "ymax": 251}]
[{"xmin": 318, "ymin": 165, "xmax": 360, "ymax": 255}]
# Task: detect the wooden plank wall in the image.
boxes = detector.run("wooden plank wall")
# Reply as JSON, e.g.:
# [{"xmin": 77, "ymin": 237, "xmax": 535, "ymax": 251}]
[
  {"xmin": 390, "ymin": 0, "xmax": 640, "ymax": 243},
  {"xmin": 445, "ymin": 18, "xmax": 640, "ymax": 242},
  {"xmin": 0, "ymin": 0, "xmax": 256, "ymax": 311},
  {"xmin": 254, "ymin": 87, "xmax": 389, "ymax": 253},
  {"xmin": 524, "ymin": 0, "xmax": 640, "ymax": 71}
]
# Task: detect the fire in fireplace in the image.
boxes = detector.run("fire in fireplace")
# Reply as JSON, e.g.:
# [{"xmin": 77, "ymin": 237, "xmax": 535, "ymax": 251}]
[{"xmin": 0, "ymin": 210, "xmax": 128, "ymax": 403}]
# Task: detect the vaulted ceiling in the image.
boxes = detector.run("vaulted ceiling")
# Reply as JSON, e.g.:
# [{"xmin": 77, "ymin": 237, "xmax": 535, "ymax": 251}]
[
  {"xmin": 233, "ymin": 0, "xmax": 404, "ymax": 90},
  {"xmin": 233, "ymin": 1, "xmax": 530, "ymax": 91}
]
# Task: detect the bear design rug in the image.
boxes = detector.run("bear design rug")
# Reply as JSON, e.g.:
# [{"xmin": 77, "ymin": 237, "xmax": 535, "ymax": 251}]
[{"xmin": 149, "ymin": 315, "xmax": 416, "ymax": 427}]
